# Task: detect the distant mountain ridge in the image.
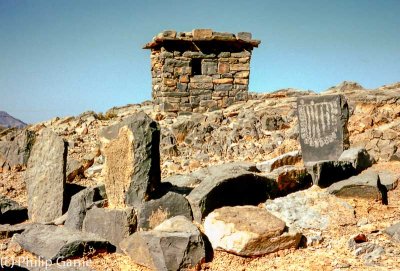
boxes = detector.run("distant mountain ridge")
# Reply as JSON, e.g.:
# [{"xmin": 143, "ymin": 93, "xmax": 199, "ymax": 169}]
[{"xmin": 0, "ymin": 111, "xmax": 27, "ymax": 128}]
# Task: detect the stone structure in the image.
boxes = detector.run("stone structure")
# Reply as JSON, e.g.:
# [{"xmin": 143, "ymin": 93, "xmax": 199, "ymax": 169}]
[
  {"xmin": 297, "ymin": 94, "xmax": 349, "ymax": 162},
  {"xmin": 143, "ymin": 29, "xmax": 261, "ymax": 113}
]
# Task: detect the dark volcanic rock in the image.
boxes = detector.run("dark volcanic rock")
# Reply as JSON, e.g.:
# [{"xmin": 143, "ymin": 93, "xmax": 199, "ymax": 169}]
[
  {"xmin": 305, "ymin": 160, "xmax": 356, "ymax": 187},
  {"xmin": 297, "ymin": 94, "xmax": 349, "ymax": 162},
  {"xmin": 15, "ymin": 224, "xmax": 115, "ymax": 262},
  {"xmin": 100, "ymin": 111, "xmax": 161, "ymax": 209},
  {"xmin": 64, "ymin": 185, "xmax": 107, "ymax": 230},
  {"xmin": 0, "ymin": 195, "xmax": 28, "ymax": 224},
  {"xmin": 25, "ymin": 129, "xmax": 67, "ymax": 223},
  {"xmin": 186, "ymin": 163, "xmax": 274, "ymax": 222},
  {"xmin": 82, "ymin": 206, "xmax": 136, "ymax": 252},
  {"xmin": 137, "ymin": 192, "xmax": 193, "ymax": 230},
  {"xmin": 338, "ymin": 147, "xmax": 374, "ymax": 172},
  {"xmin": 120, "ymin": 216, "xmax": 206, "ymax": 271}
]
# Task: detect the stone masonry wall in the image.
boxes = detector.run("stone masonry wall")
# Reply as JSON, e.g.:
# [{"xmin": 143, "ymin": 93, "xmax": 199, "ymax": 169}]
[{"xmin": 151, "ymin": 49, "xmax": 251, "ymax": 113}]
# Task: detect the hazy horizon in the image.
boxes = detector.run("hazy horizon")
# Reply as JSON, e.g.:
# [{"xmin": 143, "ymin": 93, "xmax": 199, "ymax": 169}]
[{"xmin": 1, "ymin": 0, "xmax": 399, "ymax": 124}]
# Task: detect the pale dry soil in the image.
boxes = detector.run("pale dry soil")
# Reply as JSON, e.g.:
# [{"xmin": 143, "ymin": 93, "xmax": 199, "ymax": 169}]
[{"xmin": 0, "ymin": 162, "xmax": 399, "ymax": 271}]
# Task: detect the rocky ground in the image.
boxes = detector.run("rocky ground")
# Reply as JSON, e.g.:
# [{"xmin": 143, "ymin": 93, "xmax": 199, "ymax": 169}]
[{"xmin": 0, "ymin": 81, "xmax": 399, "ymax": 270}]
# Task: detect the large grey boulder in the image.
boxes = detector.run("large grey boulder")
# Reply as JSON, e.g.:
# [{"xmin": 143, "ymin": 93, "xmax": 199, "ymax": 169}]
[
  {"xmin": 15, "ymin": 224, "xmax": 115, "ymax": 262},
  {"xmin": 120, "ymin": 216, "xmax": 206, "ymax": 271},
  {"xmin": 265, "ymin": 186, "xmax": 356, "ymax": 231},
  {"xmin": 327, "ymin": 169, "xmax": 399, "ymax": 201},
  {"xmin": 82, "ymin": 206, "xmax": 136, "ymax": 252},
  {"xmin": 0, "ymin": 129, "xmax": 35, "ymax": 171},
  {"xmin": 186, "ymin": 164, "xmax": 274, "ymax": 222},
  {"xmin": 204, "ymin": 206, "xmax": 301, "ymax": 256},
  {"xmin": 0, "ymin": 195, "xmax": 28, "ymax": 224},
  {"xmin": 64, "ymin": 185, "xmax": 107, "ymax": 230},
  {"xmin": 338, "ymin": 147, "xmax": 374, "ymax": 172},
  {"xmin": 137, "ymin": 192, "xmax": 193, "ymax": 230},
  {"xmin": 25, "ymin": 129, "xmax": 67, "ymax": 223},
  {"xmin": 99, "ymin": 111, "xmax": 161, "ymax": 209}
]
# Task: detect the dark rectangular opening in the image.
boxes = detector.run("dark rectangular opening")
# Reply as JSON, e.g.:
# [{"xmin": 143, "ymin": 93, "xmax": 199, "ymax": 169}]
[{"xmin": 191, "ymin": 58, "xmax": 202, "ymax": 75}]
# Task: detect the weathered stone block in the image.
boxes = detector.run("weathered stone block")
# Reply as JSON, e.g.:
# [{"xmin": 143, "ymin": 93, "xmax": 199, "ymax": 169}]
[
  {"xmin": 213, "ymin": 78, "xmax": 233, "ymax": 84},
  {"xmin": 237, "ymin": 32, "xmax": 252, "ymax": 41},
  {"xmin": 214, "ymin": 84, "xmax": 233, "ymax": 92},
  {"xmin": 231, "ymin": 50, "xmax": 251, "ymax": 58},
  {"xmin": 177, "ymin": 82, "xmax": 188, "ymax": 92},
  {"xmin": 230, "ymin": 63, "xmax": 250, "ymax": 71},
  {"xmin": 163, "ymin": 78, "xmax": 177, "ymax": 87},
  {"xmin": 179, "ymin": 75, "xmax": 190, "ymax": 83},
  {"xmin": 201, "ymin": 61, "xmax": 218, "ymax": 75},
  {"xmin": 218, "ymin": 62, "xmax": 230, "ymax": 74},
  {"xmin": 100, "ymin": 112, "xmax": 161, "ymax": 208},
  {"xmin": 235, "ymin": 71, "xmax": 250, "ymax": 78},
  {"xmin": 297, "ymin": 94, "xmax": 349, "ymax": 162},
  {"xmin": 192, "ymin": 29, "xmax": 213, "ymax": 40},
  {"xmin": 190, "ymin": 75, "xmax": 213, "ymax": 83},
  {"xmin": 174, "ymin": 66, "xmax": 191, "ymax": 75},
  {"xmin": 234, "ymin": 78, "xmax": 249, "ymax": 85},
  {"xmin": 200, "ymin": 100, "xmax": 218, "ymax": 108},
  {"xmin": 25, "ymin": 129, "xmax": 67, "ymax": 223},
  {"xmin": 218, "ymin": 52, "xmax": 230, "ymax": 57},
  {"xmin": 189, "ymin": 82, "xmax": 214, "ymax": 90}
]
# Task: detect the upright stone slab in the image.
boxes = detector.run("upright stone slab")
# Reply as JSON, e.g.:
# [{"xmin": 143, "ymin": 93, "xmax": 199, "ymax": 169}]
[
  {"xmin": 100, "ymin": 111, "xmax": 161, "ymax": 208},
  {"xmin": 297, "ymin": 94, "xmax": 349, "ymax": 162},
  {"xmin": 25, "ymin": 129, "xmax": 67, "ymax": 223}
]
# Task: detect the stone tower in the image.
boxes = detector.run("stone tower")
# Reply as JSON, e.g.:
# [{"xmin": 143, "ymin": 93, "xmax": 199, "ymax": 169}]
[{"xmin": 143, "ymin": 29, "xmax": 260, "ymax": 113}]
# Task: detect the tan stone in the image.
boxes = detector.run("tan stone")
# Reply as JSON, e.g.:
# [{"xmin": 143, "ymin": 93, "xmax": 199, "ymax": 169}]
[
  {"xmin": 234, "ymin": 78, "xmax": 249, "ymax": 85},
  {"xmin": 235, "ymin": 71, "xmax": 250, "ymax": 78},
  {"xmin": 218, "ymin": 62, "xmax": 230, "ymax": 74},
  {"xmin": 192, "ymin": 29, "xmax": 213, "ymax": 40},
  {"xmin": 230, "ymin": 63, "xmax": 250, "ymax": 71},
  {"xmin": 163, "ymin": 78, "xmax": 176, "ymax": 87},
  {"xmin": 180, "ymin": 75, "xmax": 189, "ymax": 83},
  {"xmin": 213, "ymin": 78, "xmax": 233, "ymax": 84},
  {"xmin": 103, "ymin": 127, "xmax": 134, "ymax": 208}
]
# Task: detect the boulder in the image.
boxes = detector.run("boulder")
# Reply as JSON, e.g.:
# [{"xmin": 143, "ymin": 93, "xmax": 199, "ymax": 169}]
[
  {"xmin": 265, "ymin": 186, "xmax": 356, "ymax": 231},
  {"xmin": 137, "ymin": 192, "xmax": 193, "ymax": 230},
  {"xmin": 327, "ymin": 169, "xmax": 398, "ymax": 200},
  {"xmin": 186, "ymin": 164, "xmax": 274, "ymax": 222},
  {"xmin": 120, "ymin": 216, "xmax": 206, "ymax": 271},
  {"xmin": 305, "ymin": 160, "xmax": 356, "ymax": 187},
  {"xmin": 338, "ymin": 147, "xmax": 374, "ymax": 172},
  {"xmin": 82, "ymin": 206, "xmax": 136, "ymax": 252},
  {"xmin": 25, "ymin": 129, "xmax": 67, "ymax": 223},
  {"xmin": 15, "ymin": 224, "xmax": 115, "ymax": 262},
  {"xmin": 100, "ymin": 111, "xmax": 161, "ymax": 208},
  {"xmin": 64, "ymin": 185, "xmax": 107, "ymax": 230},
  {"xmin": 256, "ymin": 150, "xmax": 302, "ymax": 172},
  {"xmin": 0, "ymin": 195, "xmax": 28, "ymax": 224},
  {"xmin": 204, "ymin": 206, "xmax": 301, "ymax": 256},
  {"xmin": 385, "ymin": 222, "xmax": 400, "ymax": 242},
  {"xmin": 0, "ymin": 129, "xmax": 35, "ymax": 170}
]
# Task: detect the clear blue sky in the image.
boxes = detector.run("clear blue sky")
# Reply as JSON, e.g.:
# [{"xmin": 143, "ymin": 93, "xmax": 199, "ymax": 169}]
[{"xmin": 1, "ymin": 0, "xmax": 399, "ymax": 123}]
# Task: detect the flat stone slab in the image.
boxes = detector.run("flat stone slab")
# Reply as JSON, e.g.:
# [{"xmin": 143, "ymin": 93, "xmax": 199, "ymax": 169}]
[
  {"xmin": 297, "ymin": 94, "xmax": 349, "ymax": 162},
  {"xmin": 385, "ymin": 222, "xmax": 400, "ymax": 242},
  {"xmin": 120, "ymin": 216, "xmax": 206, "ymax": 271},
  {"xmin": 256, "ymin": 150, "xmax": 302, "ymax": 173},
  {"xmin": 15, "ymin": 224, "xmax": 115, "ymax": 262},
  {"xmin": 265, "ymin": 186, "xmax": 356, "ymax": 231},
  {"xmin": 0, "ymin": 223, "xmax": 33, "ymax": 239},
  {"xmin": 0, "ymin": 195, "xmax": 28, "ymax": 225},
  {"xmin": 338, "ymin": 147, "xmax": 374, "ymax": 172},
  {"xmin": 25, "ymin": 129, "xmax": 67, "ymax": 223},
  {"xmin": 204, "ymin": 206, "xmax": 301, "ymax": 256},
  {"xmin": 327, "ymin": 169, "xmax": 399, "ymax": 200}
]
